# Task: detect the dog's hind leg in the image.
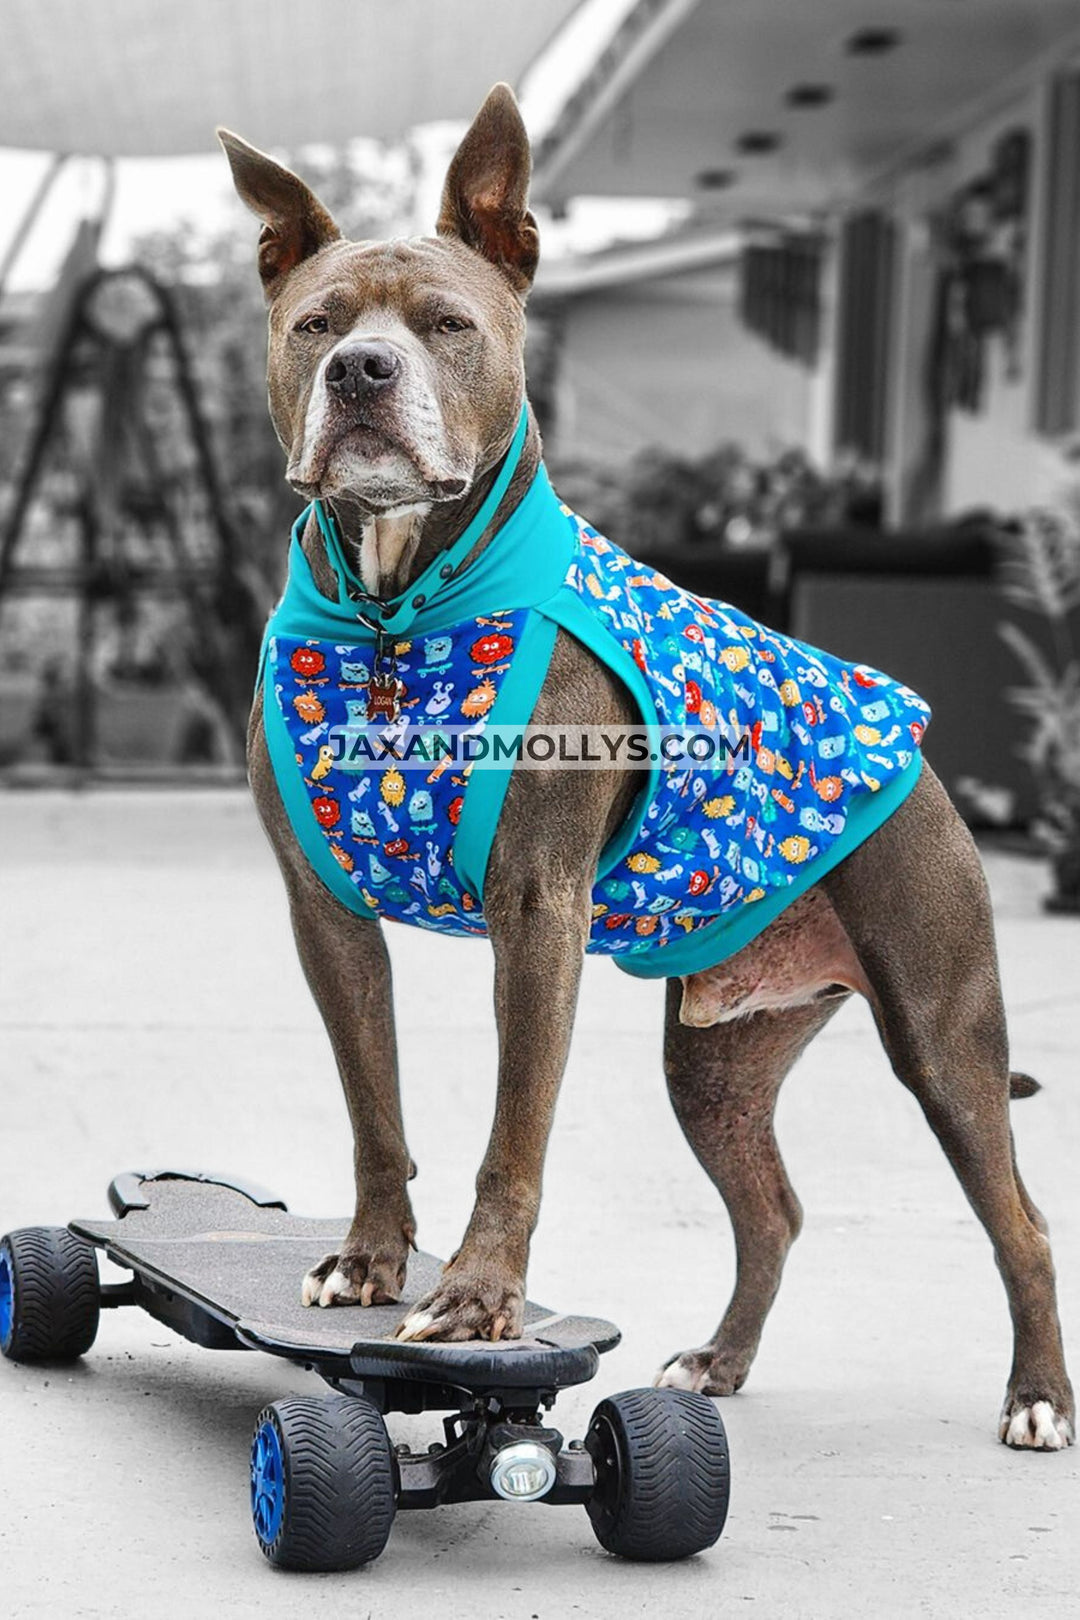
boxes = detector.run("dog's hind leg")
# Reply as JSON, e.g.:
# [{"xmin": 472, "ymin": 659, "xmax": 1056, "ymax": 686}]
[
  {"xmin": 656, "ymin": 986, "xmax": 844, "ymax": 1395},
  {"xmin": 822, "ymin": 761, "xmax": 1074, "ymax": 1448}
]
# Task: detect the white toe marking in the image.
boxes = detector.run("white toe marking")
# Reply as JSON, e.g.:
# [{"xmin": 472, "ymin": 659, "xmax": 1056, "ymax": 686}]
[
  {"xmin": 1006, "ymin": 1407, "xmax": 1032, "ymax": 1447},
  {"xmin": 1031, "ymin": 1401, "xmax": 1065, "ymax": 1450},
  {"xmin": 398, "ymin": 1310, "xmax": 433, "ymax": 1340},
  {"xmin": 318, "ymin": 1268, "xmax": 354, "ymax": 1308},
  {"xmin": 301, "ymin": 1271, "xmax": 321, "ymax": 1308},
  {"xmin": 655, "ymin": 1360, "xmax": 699, "ymax": 1392},
  {"xmin": 1003, "ymin": 1402, "xmax": 1072, "ymax": 1450}
]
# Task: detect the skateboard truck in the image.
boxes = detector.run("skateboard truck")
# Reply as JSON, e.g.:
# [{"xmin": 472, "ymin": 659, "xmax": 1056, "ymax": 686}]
[
  {"xmin": 1, "ymin": 1169, "xmax": 730, "ymax": 1569},
  {"xmin": 370, "ymin": 1405, "xmax": 592, "ymax": 1510}
]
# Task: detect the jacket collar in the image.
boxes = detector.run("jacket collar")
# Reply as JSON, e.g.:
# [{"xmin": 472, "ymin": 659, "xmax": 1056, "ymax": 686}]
[
  {"xmin": 276, "ymin": 409, "xmax": 575, "ymax": 646},
  {"xmin": 310, "ymin": 402, "xmax": 530, "ymax": 639}
]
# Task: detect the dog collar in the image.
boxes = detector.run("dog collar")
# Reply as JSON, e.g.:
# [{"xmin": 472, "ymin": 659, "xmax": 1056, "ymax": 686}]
[{"xmin": 311, "ymin": 401, "xmax": 530, "ymax": 640}]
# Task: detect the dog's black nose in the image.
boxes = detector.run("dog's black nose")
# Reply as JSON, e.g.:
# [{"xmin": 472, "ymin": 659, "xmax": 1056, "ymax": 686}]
[{"xmin": 325, "ymin": 342, "xmax": 401, "ymax": 398}]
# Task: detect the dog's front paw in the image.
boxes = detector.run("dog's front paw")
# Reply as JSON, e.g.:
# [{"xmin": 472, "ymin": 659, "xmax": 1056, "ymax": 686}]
[
  {"xmin": 395, "ymin": 1263, "xmax": 524, "ymax": 1343},
  {"xmin": 301, "ymin": 1242, "xmax": 408, "ymax": 1310},
  {"xmin": 653, "ymin": 1344, "xmax": 749, "ymax": 1397},
  {"xmin": 999, "ymin": 1394, "xmax": 1074, "ymax": 1450}
]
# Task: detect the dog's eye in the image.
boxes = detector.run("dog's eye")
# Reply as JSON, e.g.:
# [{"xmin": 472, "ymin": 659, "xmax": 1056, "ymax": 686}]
[
  {"xmin": 436, "ymin": 314, "xmax": 471, "ymax": 335},
  {"xmin": 296, "ymin": 314, "xmax": 330, "ymax": 335}
]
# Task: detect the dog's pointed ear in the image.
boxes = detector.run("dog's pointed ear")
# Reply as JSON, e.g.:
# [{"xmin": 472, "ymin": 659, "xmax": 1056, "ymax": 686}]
[
  {"xmin": 436, "ymin": 83, "xmax": 539, "ymax": 296},
  {"xmin": 217, "ymin": 128, "xmax": 341, "ymax": 299}
]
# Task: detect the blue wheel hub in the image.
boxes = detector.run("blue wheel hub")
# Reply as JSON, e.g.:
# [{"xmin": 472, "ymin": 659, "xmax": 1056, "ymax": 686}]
[
  {"xmin": 0, "ymin": 1247, "xmax": 13, "ymax": 1352},
  {"xmin": 250, "ymin": 1419, "xmax": 286, "ymax": 1546}
]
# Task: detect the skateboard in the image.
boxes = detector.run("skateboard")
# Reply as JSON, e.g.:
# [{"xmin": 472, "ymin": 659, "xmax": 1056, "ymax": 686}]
[{"xmin": 0, "ymin": 1170, "xmax": 730, "ymax": 1570}]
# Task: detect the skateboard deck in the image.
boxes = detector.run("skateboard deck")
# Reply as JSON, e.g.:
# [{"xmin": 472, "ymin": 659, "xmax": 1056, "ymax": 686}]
[{"xmin": 71, "ymin": 1171, "xmax": 619, "ymax": 1391}]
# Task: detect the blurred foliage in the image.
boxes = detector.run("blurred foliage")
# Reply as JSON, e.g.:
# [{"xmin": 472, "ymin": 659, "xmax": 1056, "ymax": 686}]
[
  {"xmin": 994, "ymin": 493, "xmax": 1080, "ymax": 908},
  {"xmin": 549, "ymin": 442, "xmax": 883, "ymax": 554},
  {"xmin": 0, "ymin": 141, "xmax": 421, "ymax": 765}
]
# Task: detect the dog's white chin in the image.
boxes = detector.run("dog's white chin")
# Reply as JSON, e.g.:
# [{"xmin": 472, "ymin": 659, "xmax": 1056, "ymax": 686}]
[{"xmin": 292, "ymin": 433, "xmax": 433, "ymax": 510}]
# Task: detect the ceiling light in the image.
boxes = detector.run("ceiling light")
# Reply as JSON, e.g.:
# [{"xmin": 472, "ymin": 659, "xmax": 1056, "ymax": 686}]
[
  {"xmin": 696, "ymin": 168, "xmax": 738, "ymax": 190},
  {"xmin": 735, "ymin": 131, "xmax": 783, "ymax": 155},
  {"xmin": 845, "ymin": 27, "xmax": 902, "ymax": 55},
  {"xmin": 785, "ymin": 84, "xmax": 835, "ymax": 109}
]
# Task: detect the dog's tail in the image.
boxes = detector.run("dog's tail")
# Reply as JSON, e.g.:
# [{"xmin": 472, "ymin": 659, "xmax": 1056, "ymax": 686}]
[{"xmin": 1009, "ymin": 1071, "xmax": 1041, "ymax": 1100}]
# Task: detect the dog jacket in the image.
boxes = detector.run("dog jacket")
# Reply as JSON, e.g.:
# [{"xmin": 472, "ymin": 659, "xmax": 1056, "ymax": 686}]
[{"xmin": 260, "ymin": 408, "xmax": 930, "ymax": 978}]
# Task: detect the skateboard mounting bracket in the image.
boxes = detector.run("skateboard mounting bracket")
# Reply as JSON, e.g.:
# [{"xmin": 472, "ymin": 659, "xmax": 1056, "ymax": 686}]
[{"xmin": 106, "ymin": 1169, "xmax": 288, "ymax": 1219}]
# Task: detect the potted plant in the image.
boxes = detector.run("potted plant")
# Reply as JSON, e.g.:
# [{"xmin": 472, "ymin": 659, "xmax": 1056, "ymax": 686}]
[{"xmin": 997, "ymin": 498, "xmax": 1080, "ymax": 913}]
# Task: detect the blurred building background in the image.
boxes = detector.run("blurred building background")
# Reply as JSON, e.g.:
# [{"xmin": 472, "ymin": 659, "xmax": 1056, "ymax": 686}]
[{"xmin": 0, "ymin": 0, "xmax": 1078, "ymax": 903}]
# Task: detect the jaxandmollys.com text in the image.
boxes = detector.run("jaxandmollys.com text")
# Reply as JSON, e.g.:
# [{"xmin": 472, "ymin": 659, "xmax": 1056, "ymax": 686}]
[{"xmin": 325, "ymin": 724, "xmax": 754, "ymax": 770}]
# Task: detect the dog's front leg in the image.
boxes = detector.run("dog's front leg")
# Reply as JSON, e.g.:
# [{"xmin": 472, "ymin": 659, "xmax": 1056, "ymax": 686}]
[
  {"xmin": 393, "ymin": 635, "xmax": 633, "ymax": 1343},
  {"xmin": 291, "ymin": 892, "xmax": 417, "ymax": 1309},
  {"xmin": 248, "ymin": 696, "xmax": 415, "ymax": 1310},
  {"xmin": 396, "ymin": 872, "xmax": 592, "ymax": 1342}
]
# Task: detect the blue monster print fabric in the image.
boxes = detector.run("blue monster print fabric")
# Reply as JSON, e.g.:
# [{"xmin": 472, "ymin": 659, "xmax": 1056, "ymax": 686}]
[
  {"xmin": 560, "ymin": 515, "xmax": 930, "ymax": 966},
  {"xmin": 267, "ymin": 610, "xmax": 528, "ymax": 937},
  {"xmin": 262, "ymin": 469, "xmax": 931, "ymax": 976}
]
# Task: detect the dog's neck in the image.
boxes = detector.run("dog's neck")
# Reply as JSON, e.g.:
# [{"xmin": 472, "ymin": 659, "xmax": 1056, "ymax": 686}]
[{"xmin": 300, "ymin": 414, "xmax": 543, "ymax": 604}]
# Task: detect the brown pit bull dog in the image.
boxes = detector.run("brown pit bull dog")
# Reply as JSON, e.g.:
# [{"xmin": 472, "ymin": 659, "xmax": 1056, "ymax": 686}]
[{"xmin": 219, "ymin": 84, "xmax": 1073, "ymax": 1449}]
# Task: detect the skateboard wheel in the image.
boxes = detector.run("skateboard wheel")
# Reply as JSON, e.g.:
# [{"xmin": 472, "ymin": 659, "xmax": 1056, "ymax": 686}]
[
  {"xmin": 585, "ymin": 1387, "xmax": 730, "ymax": 1560},
  {"xmin": 250, "ymin": 1394, "xmax": 396, "ymax": 1571},
  {"xmin": 0, "ymin": 1227, "xmax": 100, "ymax": 1363}
]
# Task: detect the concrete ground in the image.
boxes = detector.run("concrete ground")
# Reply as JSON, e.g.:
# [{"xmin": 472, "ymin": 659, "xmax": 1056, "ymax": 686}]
[{"xmin": 0, "ymin": 789, "xmax": 1077, "ymax": 1620}]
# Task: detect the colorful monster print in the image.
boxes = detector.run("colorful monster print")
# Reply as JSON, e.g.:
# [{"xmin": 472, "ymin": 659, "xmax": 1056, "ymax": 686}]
[
  {"xmin": 309, "ymin": 743, "xmax": 335, "ymax": 782},
  {"xmin": 418, "ymin": 635, "xmax": 453, "ymax": 676},
  {"xmin": 381, "ymin": 768, "xmax": 406, "ymax": 808},
  {"xmin": 470, "ymin": 628, "xmax": 515, "ymax": 666},
  {"xmin": 312, "ymin": 795, "xmax": 339, "ymax": 829},
  {"xmin": 267, "ymin": 607, "xmax": 530, "ymax": 937},
  {"xmin": 425, "ymin": 681, "xmax": 455, "ymax": 716},
  {"xmin": 264, "ymin": 465, "xmax": 930, "ymax": 972},
  {"xmin": 408, "ymin": 788, "xmax": 435, "ymax": 829},
  {"xmin": 460, "ymin": 676, "xmax": 497, "ymax": 718},
  {"xmin": 292, "ymin": 690, "xmax": 325, "ymax": 724},
  {"xmin": 350, "ymin": 808, "xmax": 377, "ymax": 839},
  {"xmin": 290, "ymin": 645, "xmax": 326, "ymax": 680}
]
